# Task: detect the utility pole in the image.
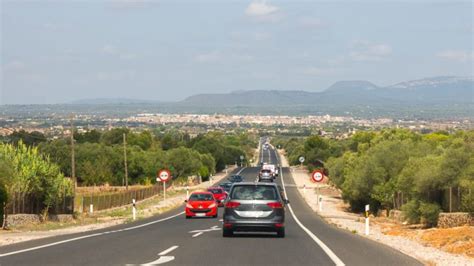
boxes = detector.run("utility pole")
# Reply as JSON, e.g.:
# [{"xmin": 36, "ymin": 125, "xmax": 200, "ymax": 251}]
[
  {"xmin": 70, "ymin": 117, "xmax": 76, "ymax": 189},
  {"xmin": 123, "ymin": 133, "xmax": 129, "ymax": 190}
]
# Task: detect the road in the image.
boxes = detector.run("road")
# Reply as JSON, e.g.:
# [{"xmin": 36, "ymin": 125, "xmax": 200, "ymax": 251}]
[{"xmin": 0, "ymin": 142, "xmax": 422, "ymax": 265}]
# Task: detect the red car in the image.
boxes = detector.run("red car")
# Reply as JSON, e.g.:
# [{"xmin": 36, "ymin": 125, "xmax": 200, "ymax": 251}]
[
  {"xmin": 207, "ymin": 187, "xmax": 228, "ymax": 207},
  {"xmin": 185, "ymin": 191, "xmax": 218, "ymax": 218}
]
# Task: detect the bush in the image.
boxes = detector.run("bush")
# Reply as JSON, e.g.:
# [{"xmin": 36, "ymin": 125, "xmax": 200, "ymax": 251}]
[
  {"xmin": 0, "ymin": 183, "xmax": 6, "ymax": 226},
  {"xmin": 461, "ymin": 190, "xmax": 474, "ymax": 214},
  {"xmin": 401, "ymin": 200, "xmax": 420, "ymax": 224},
  {"xmin": 419, "ymin": 202, "xmax": 441, "ymax": 227}
]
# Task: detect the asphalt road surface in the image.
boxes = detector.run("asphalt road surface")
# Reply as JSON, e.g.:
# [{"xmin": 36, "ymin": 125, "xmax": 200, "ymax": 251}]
[{"xmin": 0, "ymin": 143, "xmax": 422, "ymax": 266}]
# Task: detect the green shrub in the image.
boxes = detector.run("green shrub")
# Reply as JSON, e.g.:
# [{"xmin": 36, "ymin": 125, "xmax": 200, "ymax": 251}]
[
  {"xmin": 0, "ymin": 183, "xmax": 6, "ymax": 226},
  {"xmin": 419, "ymin": 202, "xmax": 441, "ymax": 227},
  {"xmin": 461, "ymin": 190, "xmax": 474, "ymax": 214},
  {"xmin": 401, "ymin": 200, "xmax": 420, "ymax": 224}
]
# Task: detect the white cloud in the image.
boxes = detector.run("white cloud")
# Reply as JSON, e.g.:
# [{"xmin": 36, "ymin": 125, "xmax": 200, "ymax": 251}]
[
  {"xmin": 195, "ymin": 51, "xmax": 222, "ymax": 63},
  {"xmin": 245, "ymin": 1, "xmax": 282, "ymax": 22},
  {"xmin": 102, "ymin": 45, "xmax": 119, "ymax": 55},
  {"xmin": 109, "ymin": 0, "xmax": 152, "ymax": 9},
  {"xmin": 96, "ymin": 70, "xmax": 136, "ymax": 81},
  {"xmin": 194, "ymin": 51, "xmax": 254, "ymax": 63},
  {"xmin": 350, "ymin": 40, "xmax": 392, "ymax": 62},
  {"xmin": 245, "ymin": 1, "xmax": 279, "ymax": 17},
  {"xmin": 303, "ymin": 67, "xmax": 336, "ymax": 76},
  {"xmin": 298, "ymin": 17, "xmax": 325, "ymax": 29},
  {"xmin": 436, "ymin": 50, "xmax": 474, "ymax": 62},
  {"xmin": 3, "ymin": 61, "xmax": 26, "ymax": 71},
  {"xmin": 101, "ymin": 45, "xmax": 137, "ymax": 60}
]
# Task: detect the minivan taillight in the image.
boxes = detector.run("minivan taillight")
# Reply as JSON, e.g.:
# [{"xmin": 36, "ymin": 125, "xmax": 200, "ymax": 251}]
[
  {"xmin": 267, "ymin": 202, "xmax": 283, "ymax": 209},
  {"xmin": 225, "ymin": 201, "xmax": 240, "ymax": 208}
]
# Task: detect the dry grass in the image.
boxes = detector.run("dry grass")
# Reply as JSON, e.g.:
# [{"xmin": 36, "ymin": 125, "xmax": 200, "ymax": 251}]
[
  {"xmin": 376, "ymin": 217, "xmax": 474, "ymax": 258},
  {"xmin": 76, "ymin": 185, "xmax": 151, "ymax": 195},
  {"xmin": 420, "ymin": 226, "xmax": 474, "ymax": 258}
]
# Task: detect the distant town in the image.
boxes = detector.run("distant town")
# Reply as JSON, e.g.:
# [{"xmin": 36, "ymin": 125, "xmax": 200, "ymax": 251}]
[{"xmin": 1, "ymin": 111, "xmax": 472, "ymax": 140}]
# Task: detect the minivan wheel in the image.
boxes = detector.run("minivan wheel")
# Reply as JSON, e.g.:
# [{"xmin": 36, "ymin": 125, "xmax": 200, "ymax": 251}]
[
  {"xmin": 277, "ymin": 228, "xmax": 285, "ymax": 238},
  {"xmin": 223, "ymin": 229, "xmax": 233, "ymax": 237}
]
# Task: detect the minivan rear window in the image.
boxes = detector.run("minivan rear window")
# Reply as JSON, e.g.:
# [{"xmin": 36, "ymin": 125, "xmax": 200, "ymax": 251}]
[{"xmin": 230, "ymin": 185, "xmax": 278, "ymax": 200}]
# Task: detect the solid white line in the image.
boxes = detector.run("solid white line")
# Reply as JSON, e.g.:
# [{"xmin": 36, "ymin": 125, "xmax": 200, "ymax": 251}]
[
  {"xmin": 158, "ymin": 245, "xmax": 179, "ymax": 256},
  {"xmin": 192, "ymin": 232, "xmax": 203, "ymax": 238},
  {"xmin": 276, "ymin": 149, "xmax": 345, "ymax": 266},
  {"xmin": 0, "ymin": 211, "xmax": 185, "ymax": 258}
]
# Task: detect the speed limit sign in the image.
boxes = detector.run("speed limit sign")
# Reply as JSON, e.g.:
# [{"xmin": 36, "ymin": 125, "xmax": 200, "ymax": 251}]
[{"xmin": 311, "ymin": 170, "xmax": 324, "ymax": 183}]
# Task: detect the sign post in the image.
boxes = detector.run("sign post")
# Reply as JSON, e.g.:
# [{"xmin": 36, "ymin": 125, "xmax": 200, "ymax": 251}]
[
  {"xmin": 299, "ymin": 156, "xmax": 305, "ymax": 168},
  {"xmin": 365, "ymin": 204, "xmax": 370, "ymax": 235},
  {"xmin": 132, "ymin": 198, "xmax": 136, "ymax": 220},
  {"xmin": 157, "ymin": 169, "xmax": 171, "ymax": 201},
  {"xmin": 311, "ymin": 170, "xmax": 324, "ymax": 208}
]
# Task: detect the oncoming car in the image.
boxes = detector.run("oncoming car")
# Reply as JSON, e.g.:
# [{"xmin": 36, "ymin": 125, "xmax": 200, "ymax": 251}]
[
  {"xmin": 222, "ymin": 182, "xmax": 288, "ymax": 237},
  {"xmin": 185, "ymin": 191, "xmax": 218, "ymax": 218}
]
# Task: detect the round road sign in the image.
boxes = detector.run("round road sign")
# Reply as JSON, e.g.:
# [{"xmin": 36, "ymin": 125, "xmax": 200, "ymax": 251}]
[
  {"xmin": 311, "ymin": 170, "xmax": 324, "ymax": 183},
  {"xmin": 299, "ymin": 156, "xmax": 305, "ymax": 163},
  {"xmin": 157, "ymin": 169, "xmax": 171, "ymax": 182}
]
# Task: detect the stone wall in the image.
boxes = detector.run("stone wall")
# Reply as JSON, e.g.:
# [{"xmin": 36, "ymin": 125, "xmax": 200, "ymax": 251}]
[
  {"xmin": 6, "ymin": 214, "xmax": 74, "ymax": 227},
  {"xmin": 437, "ymin": 212, "xmax": 474, "ymax": 228},
  {"xmin": 6, "ymin": 214, "xmax": 42, "ymax": 227}
]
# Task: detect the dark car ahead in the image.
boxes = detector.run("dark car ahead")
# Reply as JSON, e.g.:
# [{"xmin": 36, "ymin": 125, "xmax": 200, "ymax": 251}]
[
  {"xmin": 228, "ymin": 175, "xmax": 243, "ymax": 183},
  {"xmin": 222, "ymin": 182, "xmax": 288, "ymax": 238},
  {"xmin": 218, "ymin": 181, "xmax": 233, "ymax": 193}
]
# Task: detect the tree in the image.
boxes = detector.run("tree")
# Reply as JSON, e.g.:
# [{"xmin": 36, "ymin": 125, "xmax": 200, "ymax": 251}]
[
  {"xmin": 8, "ymin": 130, "xmax": 47, "ymax": 147},
  {"xmin": 0, "ymin": 142, "xmax": 72, "ymax": 218},
  {"xmin": 166, "ymin": 147, "xmax": 203, "ymax": 180}
]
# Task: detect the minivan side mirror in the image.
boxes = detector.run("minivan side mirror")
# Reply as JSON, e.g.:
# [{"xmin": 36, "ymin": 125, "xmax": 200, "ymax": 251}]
[{"xmin": 184, "ymin": 200, "xmax": 188, "ymax": 203}]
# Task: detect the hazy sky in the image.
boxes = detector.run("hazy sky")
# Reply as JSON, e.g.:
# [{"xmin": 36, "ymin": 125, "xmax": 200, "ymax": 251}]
[{"xmin": 1, "ymin": 0, "xmax": 473, "ymax": 104}]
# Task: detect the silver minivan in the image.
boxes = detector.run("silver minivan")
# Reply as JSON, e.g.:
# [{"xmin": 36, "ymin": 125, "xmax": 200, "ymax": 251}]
[{"xmin": 222, "ymin": 182, "xmax": 288, "ymax": 237}]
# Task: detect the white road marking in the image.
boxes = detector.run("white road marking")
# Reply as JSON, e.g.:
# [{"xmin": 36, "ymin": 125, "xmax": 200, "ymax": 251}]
[
  {"xmin": 236, "ymin": 167, "xmax": 246, "ymax": 175},
  {"xmin": 158, "ymin": 245, "xmax": 179, "ymax": 256},
  {"xmin": 276, "ymin": 149, "xmax": 345, "ymax": 266},
  {"xmin": 192, "ymin": 232, "xmax": 203, "ymax": 238},
  {"xmin": 140, "ymin": 255, "xmax": 174, "ymax": 265},
  {"xmin": 0, "ymin": 211, "xmax": 185, "ymax": 258}
]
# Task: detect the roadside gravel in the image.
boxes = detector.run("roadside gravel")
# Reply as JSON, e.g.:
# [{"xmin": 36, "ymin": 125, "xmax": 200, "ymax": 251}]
[{"xmin": 277, "ymin": 149, "xmax": 473, "ymax": 266}]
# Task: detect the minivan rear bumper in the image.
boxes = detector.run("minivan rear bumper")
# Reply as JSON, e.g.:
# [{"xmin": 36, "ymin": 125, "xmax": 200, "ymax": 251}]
[{"xmin": 223, "ymin": 218, "xmax": 284, "ymax": 232}]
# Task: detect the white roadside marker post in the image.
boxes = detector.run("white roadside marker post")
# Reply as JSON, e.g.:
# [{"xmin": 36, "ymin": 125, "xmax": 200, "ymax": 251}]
[
  {"xmin": 89, "ymin": 204, "xmax": 93, "ymax": 214},
  {"xmin": 319, "ymin": 196, "xmax": 323, "ymax": 212},
  {"xmin": 132, "ymin": 199, "xmax": 136, "ymax": 220},
  {"xmin": 186, "ymin": 186, "xmax": 189, "ymax": 200},
  {"xmin": 164, "ymin": 182, "xmax": 166, "ymax": 201},
  {"xmin": 365, "ymin": 204, "xmax": 370, "ymax": 236}
]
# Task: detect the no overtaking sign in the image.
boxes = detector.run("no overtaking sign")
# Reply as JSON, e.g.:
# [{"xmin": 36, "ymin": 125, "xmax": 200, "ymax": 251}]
[{"xmin": 157, "ymin": 169, "xmax": 171, "ymax": 182}]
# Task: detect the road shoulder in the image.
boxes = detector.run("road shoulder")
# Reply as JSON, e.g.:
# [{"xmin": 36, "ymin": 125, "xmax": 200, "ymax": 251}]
[{"xmin": 277, "ymin": 149, "xmax": 473, "ymax": 266}]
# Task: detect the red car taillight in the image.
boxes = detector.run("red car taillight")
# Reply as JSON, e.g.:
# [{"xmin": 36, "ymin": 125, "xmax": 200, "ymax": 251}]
[
  {"xmin": 267, "ymin": 202, "xmax": 283, "ymax": 209},
  {"xmin": 225, "ymin": 201, "xmax": 240, "ymax": 208}
]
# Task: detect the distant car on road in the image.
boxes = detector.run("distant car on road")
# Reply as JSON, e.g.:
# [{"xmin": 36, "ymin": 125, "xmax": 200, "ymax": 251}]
[
  {"xmin": 185, "ymin": 191, "xmax": 218, "ymax": 218},
  {"xmin": 222, "ymin": 182, "xmax": 288, "ymax": 237},
  {"xmin": 207, "ymin": 186, "xmax": 228, "ymax": 206},
  {"xmin": 228, "ymin": 175, "xmax": 243, "ymax": 183},
  {"xmin": 218, "ymin": 181, "xmax": 233, "ymax": 193},
  {"xmin": 258, "ymin": 169, "xmax": 273, "ymax": 182}
]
